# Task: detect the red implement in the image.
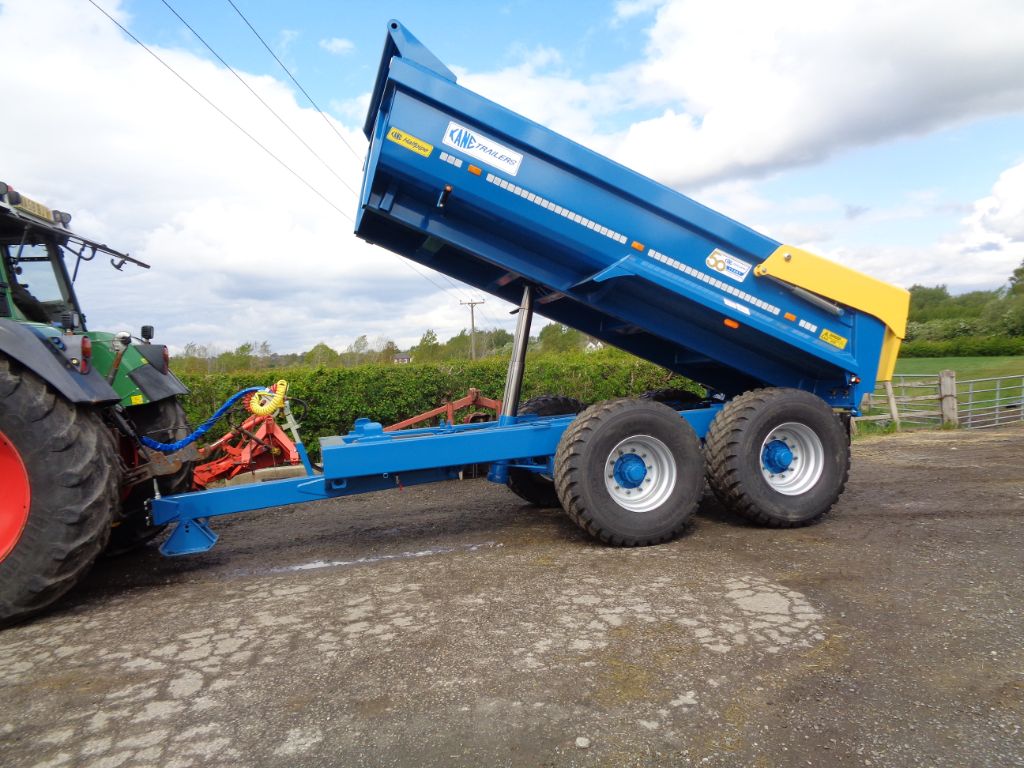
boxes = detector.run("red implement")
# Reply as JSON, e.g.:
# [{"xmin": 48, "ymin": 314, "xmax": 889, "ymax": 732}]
[
  {"xmin": 384, "ymin": 388, "xmax": 502, "ymax": 432},
  {"xmin": 192, "ymin": 413, "xmax": 302, "ymax": 489}
]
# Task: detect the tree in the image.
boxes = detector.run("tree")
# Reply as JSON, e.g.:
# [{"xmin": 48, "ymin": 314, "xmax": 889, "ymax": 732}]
[
  {"xmin": 377, "ymin": 339, "xmax": 401, "ymax": 363},
  {"xmin": 537, "ymin": 322, "xmax": 586, "ymax": 355},
  {"xmin": 1010, "ymin": 259, "xmax": 1024, "ymax": 296},
  {"xmin": 303, "ymin": 342, "xmax": 340, "ymax": 367},
  {"xmin": 908, "ymin": 285, "xmax": 952, "ymax": 321},
  {"xmin": 411, "ymin": 329, "xmax": 441, "ymax": 362}
]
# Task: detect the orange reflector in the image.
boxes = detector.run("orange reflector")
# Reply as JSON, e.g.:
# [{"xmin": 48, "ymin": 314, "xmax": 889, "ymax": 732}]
[
  {"xmin": 724, "ymin": 318, "xmax": 740, "ymax": 329},
  {"xmin": 467, "ymin": 165, "xmax": 482, "ymax": 176},
  {"xmin": 631, "ymin": 241, "xmax": 645, "ymax": 251},
  {"xmin": 784, "ymin": 312, "xmax": 796, "ymax": 321}
]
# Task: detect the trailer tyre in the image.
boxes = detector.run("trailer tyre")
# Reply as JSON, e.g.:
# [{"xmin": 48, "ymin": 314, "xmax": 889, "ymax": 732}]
[
  {"xmin": 705, "ymin": 388, "xmax": 850, "ymax": 527},
  {"xmin": 108, "ymin": 398, "xmax": 194, "ymax": 555},
  {"xmin": 554, "ymin": 398, "xmax": 703, "ymax": 546},
  {"xmin": 0, "ymin": 356, "xmax": 118, "ymax": 626},
  {"xmin": 506, "ymin": 395, "xmax": 585, "ymax": 507}
]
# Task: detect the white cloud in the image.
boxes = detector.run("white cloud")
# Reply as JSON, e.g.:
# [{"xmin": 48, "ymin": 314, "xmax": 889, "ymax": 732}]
[
  {"xmin": 612, "ymin": 0, "xmax": 1024, "ymax": 187},
  {"xmin": 940, "ymin": 160, "xmax": 1024, "ymax": 288},
  {"xmin": 464, "ymin": 1, "xmax": 1024, "ymax": 190},
  {"xmin": 319, "ymin": 37, "xmax": 354, "ymax": 55},
  {"xmin": 974, "ymin": 162, "xmax": 1024, "ymax": 243},
  {"xmin": 612, "ymin": 0, "xmax": 665, "ymax": 23},
  {"xmin": 0, "ymin": 0, "xmax": 507, "ymax": 354}
]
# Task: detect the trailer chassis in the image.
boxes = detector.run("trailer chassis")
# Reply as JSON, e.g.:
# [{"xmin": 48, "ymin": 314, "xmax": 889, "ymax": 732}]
[{"xmin": 149, "ymin": 286, "xmax": 720, "ymax": 556}]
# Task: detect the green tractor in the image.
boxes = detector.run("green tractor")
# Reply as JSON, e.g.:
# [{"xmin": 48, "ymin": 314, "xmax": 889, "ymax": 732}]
[{"xmin": 0, "ymin": 180, "xmax": 195, "ymax": 626}]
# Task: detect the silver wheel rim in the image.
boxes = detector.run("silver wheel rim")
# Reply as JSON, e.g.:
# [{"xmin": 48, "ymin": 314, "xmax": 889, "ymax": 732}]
[
  {"xmin": 604, "ymin": 434, "xmax": 677, "ymax": 512},
  {"xmin": 759, "ymin": 422, "xmax": 824, "ymax": 495}
]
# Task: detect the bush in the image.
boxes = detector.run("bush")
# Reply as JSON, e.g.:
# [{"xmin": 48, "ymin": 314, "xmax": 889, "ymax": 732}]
[
  {"xmin": 905, "ymin": 318, "xmax": 979, "ymax": 341},
  {"xmin": 177, "ymin": 350, "xmax": 699, "ymax": 457},
  {"xmin": 899, "ymin": 336, "xmax": 1024, "ymax": 358}
]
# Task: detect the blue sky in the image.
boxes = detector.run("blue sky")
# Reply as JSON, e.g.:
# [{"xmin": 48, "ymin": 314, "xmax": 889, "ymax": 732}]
[{"xmin": 1, "ymin": 0, "xmax": 1022, "ymax": 353}]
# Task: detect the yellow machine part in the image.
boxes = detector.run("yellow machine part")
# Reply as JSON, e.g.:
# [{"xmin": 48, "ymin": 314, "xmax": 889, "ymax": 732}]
[
  {"xmin": 755, "ymin": 246, "xmax": 910, "ymax": 382},
  {"xmin": 249, "ymin": 380, "xmax": 288, "ymax": 416}
]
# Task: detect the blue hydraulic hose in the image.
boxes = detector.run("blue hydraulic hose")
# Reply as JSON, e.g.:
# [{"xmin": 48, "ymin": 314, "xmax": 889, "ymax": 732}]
[{"xmin": 139, "ymin": 386, "xmax": 264, "ymax": 453}]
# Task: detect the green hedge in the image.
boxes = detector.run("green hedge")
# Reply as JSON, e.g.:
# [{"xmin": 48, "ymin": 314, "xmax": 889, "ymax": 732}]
[
  {"xmin": 900, "ymin": 336, "xmax": 1024, "ymax": 358},
  {"xmin": 178, "ymin": 353, "xmax": 696, "ymax": 456}
]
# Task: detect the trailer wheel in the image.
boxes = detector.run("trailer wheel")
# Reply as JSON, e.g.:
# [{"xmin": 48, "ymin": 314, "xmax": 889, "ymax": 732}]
[
  {"xmin": 704, "ymin": 388, "xmax": 850, "ymax": 527},
  {"xmin": 0, "ymin": 356, "xmax": 118, "ymax": 626},
  {"xmin": 506, "ymin": 395, "xmax": 585, "ymax": 507},
  {"xmin": 554, "ymin": 398, "xmax": 703, "ymax": 546},
  {"xmin": 108, "ymin": 398, "xmax": 194, "ymax": 555}
]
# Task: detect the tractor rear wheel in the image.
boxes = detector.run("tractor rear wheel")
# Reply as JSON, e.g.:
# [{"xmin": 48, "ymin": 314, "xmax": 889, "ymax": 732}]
[
  {"xmin": 0, "ymin": 356, "xmax": 119, "ymax": 626},
  {"xmin": 506, "ymin": 395, "xmax": 585, "ymax": 508},
  {"xmin": 108, "ymin": 398, "xmax": 194, "ymax": 555}
]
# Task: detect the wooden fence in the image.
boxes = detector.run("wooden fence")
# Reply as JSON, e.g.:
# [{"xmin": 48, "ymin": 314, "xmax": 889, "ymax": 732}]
[{"xmin": 854, "ymin": 371, "xmax": 1024, "ymax": 432}]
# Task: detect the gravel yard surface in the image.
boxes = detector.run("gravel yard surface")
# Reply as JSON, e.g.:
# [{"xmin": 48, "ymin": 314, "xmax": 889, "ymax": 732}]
[{"xmin": 2, "ymin": 425, "xmax": 1022, "ymax": 767}]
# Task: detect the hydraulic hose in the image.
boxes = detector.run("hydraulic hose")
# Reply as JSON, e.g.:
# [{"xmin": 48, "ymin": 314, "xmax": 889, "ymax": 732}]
[{"xmin": 138, "ymin": 386, "xmax": 265, "ymax": 453}]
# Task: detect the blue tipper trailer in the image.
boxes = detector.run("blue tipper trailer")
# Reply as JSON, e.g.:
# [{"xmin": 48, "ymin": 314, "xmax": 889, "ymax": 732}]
[{"xmin": 150, "ymin": 21, "xmax": 910, "ymax": 555}]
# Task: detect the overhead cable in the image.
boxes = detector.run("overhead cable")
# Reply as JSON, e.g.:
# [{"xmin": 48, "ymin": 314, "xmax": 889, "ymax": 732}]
[{"xmin": 160, "ymin": 0, "xmax": 359, "ymax": 198}]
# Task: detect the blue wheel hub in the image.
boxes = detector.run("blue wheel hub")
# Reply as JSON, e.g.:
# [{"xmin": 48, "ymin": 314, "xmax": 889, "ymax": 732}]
[
  {"xmin": 762, "ymin": 439, "xmax": 794, "ymax": 475},
  {"xmin": 613, "ymin": 453, "xmax": 648, "ymax": 489}
]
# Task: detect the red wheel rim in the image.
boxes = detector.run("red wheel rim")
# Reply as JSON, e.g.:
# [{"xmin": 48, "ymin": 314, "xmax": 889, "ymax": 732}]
[{"xmin": 0, "ymin": 429, "xmax": 30, "ymax": 561}]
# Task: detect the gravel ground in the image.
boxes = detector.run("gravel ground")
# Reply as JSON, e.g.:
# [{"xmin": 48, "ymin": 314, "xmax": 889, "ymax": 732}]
[{"xmin": 1, "ymin": 425, "xmax": 1022, "ymax": 768}]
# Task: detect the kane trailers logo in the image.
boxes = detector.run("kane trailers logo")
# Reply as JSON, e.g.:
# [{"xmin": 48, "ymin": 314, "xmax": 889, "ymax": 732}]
[{"xmin": 442, "ymin": 121, "xmax": 523, "ymax": 176}]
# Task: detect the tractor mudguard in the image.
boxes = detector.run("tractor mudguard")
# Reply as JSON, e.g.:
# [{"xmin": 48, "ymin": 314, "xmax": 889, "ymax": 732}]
[
  {"xmin": 0, "ymin": 318, "xmax": 120, "ymax": 405},
  {"xmin": 127, "ymin": 350, "xmax": 189, "ymax": 402}
]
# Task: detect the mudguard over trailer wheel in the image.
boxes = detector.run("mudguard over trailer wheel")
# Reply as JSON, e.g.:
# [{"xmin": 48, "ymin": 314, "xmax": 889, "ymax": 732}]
[
  {"xmin": 704, "ymin": 388, "xmax": 850, "ymax": 527},
  {"xmin": 554, "ymin": 398, "xmax": 704, "ymax": 545},
  {"xmin": 506, "ymin": 395, "xmax": 585, "ymax": 508},
  {"xmin": 108, "ymin": 398, "xmax": 194, "ymax": 555},
  {"xmin": 0, "ymin": 356, "xmax": 119, "ymax": 626}
]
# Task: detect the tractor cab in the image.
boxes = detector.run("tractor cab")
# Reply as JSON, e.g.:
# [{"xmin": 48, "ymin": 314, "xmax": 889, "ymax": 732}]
[{"xmin": 0, "ymin": 183, "xmax": 85, "ymax": 330}]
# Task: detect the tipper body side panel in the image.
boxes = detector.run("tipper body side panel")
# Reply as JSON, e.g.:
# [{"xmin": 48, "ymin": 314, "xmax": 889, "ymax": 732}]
[{"xmin": 357, "ymin": 22, "xmax": 908, "ymax": 411}]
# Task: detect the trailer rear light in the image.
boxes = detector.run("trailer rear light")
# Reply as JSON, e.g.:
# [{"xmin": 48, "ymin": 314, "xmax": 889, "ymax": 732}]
[
  {"xmin": 467, "ymin": 164, "xmax": 482, "ymax": 176},
  {"xmin": 723, "ymin": 318, "xmax": 740, "ymax": 329},
  {"xmin": 631, "ymin": 241, "xmax": 645, "ymax": 252}
]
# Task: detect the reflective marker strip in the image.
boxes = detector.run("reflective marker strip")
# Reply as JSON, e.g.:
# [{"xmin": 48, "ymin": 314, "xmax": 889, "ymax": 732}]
[
  {"xmin": 439, "ymin": 151, "xmax": 463, "ymax": 169},
  {"xmin": 485, "ymin": 173, "xmax": 628, "ymax": 245}
]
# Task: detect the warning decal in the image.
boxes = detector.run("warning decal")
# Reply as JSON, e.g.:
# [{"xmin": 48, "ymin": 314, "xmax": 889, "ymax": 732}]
[{"xmin": 819, "ymin": 328, "xmax": 848, "ymax": 350}]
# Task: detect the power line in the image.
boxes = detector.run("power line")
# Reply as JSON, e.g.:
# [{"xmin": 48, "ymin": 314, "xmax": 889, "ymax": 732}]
[
  {"xmin": 88, "ymin": 0, "xmax": 477, "ymax": 311},
  {"xmin": 86, "ymin": 0, "xmax": 353, "ymax": 223},
  {"xmin": 159, "ymin": 0, "xmax": 359, "ymax": 199},
  {"xmin": 224, "ymin": 0, "xmax": 365, "ymax": 164}
]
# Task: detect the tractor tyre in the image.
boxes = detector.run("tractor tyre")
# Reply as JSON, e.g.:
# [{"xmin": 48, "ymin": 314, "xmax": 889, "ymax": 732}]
[
  {"xmin": 108, "ymin": 397, "xmax": 194, "ymax": 555},
  {"xmin": 553, "ymin": 398, "xmax": 704, "ymax": 546},
  {"xmin": 704, "ymin": 388, "xmax": 850, "ymax": 527},
  {"xmin": 0, "ymin": 356, "xmax": 118, "ymax": 627},
  {"xmin": 506, "ymin": 395, "xmax": 585, "ymax": 508}
]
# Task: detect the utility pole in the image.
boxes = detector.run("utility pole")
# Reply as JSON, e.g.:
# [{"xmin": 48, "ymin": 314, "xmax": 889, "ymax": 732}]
[{"xmin": 460, "ymin": 299, "xmax": 485, "ymax": 360}]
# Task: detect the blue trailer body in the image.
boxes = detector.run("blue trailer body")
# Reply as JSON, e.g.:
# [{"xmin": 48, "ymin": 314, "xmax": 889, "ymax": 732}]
[
  {"xmin": 355, "ymin": 22, "xmax": 907, "ymax": 411},
  {"xmin": 149, "ymin": 21, "xmax": 910, "ymax": 556}
]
